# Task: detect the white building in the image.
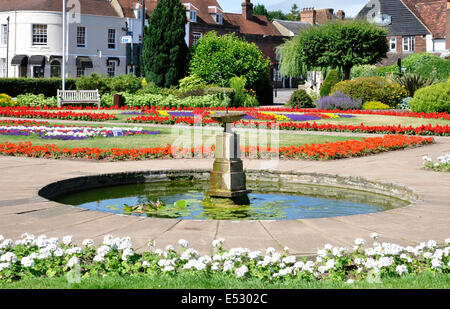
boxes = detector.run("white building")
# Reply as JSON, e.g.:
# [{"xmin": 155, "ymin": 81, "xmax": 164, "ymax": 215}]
[{"xmin": 0, "ymin": 0, "xmax": 128, "ymax": 78}]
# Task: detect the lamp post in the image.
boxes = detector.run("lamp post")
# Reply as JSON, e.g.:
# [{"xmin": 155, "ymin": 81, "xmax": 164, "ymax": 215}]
[
  {"xmin": 6, "ymin": 16, "xmax": 9, "ymax": 78},
  {"xmin": 62, "ymin": 0, "xmax": 66, "ymax": 90}
]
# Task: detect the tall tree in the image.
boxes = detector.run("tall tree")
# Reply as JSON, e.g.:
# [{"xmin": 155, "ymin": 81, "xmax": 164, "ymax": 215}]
[
  {"xmin": 141, "ymin": 0, "xmax": 189, "ymax": 87},
  {"xmin": 253, "ymin": 4, "xmax": 269, "ymax": 18},
  {"xmin": 279, "ymin": 20, "xmax": 389, "ymax": 80}
]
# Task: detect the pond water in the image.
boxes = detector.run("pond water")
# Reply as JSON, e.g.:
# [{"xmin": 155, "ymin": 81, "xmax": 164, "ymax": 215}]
[{"xmin": 56, "ymin": 180, "xmax": 409, "ymax": 220}]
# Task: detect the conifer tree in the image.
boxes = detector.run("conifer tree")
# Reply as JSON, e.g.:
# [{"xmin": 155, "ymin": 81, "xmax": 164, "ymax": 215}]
[{"xmin": 141, "ymin": 0, "xmax": 189, "ymax": 87}]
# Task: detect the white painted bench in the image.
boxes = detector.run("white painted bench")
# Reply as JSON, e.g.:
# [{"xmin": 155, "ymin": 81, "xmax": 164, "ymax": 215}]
[{"xmin": 57, "ymin": 89, "xmax": 101, "ymax": 108}]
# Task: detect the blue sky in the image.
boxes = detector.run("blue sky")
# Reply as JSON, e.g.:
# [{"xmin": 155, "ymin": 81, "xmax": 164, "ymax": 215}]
[{"xmin": 217, "ymin": 0, "xmax": 368, "ymax": 17}]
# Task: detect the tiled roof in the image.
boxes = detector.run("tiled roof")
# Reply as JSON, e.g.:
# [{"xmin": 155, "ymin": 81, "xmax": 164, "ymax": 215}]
[
  {"xmin": 223, "ymin": 13, "xmax": 282, "ymax": 36},
  {"xmin": 0, "ymin": 0, "xmax": 120, "ymax": 17},
  {"xmin": 402, "ymin": 0, "xmax": 447, "ymax": 38},
  {"xmin": 357, "ymin": 0, "xmax": 430, "ymax": 36},
  {"xmin": 273, "ymin": 19, "xmax": 311, "ymax": 35}
]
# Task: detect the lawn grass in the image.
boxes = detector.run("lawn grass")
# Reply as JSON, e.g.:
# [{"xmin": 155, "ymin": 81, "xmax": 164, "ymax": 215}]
[
  {"xmin": 0, "ymin": 126, "xmax": 364, "ymax": 149},
  {"xmin": 0, "ymin": 272, "xmax": 448, "ymax": 289}
]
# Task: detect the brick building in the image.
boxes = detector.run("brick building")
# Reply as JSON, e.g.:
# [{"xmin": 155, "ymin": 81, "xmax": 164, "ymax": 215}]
[{"xmin": 357, "ymin": 0, "xmax": 449, "ymax": 66}]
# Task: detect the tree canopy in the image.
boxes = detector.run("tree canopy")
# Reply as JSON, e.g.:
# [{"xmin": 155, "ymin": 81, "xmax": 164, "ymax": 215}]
[
  {"xmin": 141, "ymin": 0, "xmax": 189, "ymax": 87},
  {"xmin": 279, "ymin": 20, "xmax": 389, "ymax": 80}
]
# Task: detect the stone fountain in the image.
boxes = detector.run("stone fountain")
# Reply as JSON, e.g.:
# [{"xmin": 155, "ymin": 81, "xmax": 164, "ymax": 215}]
[{"xmin": 207, "ymin": 111, "xmax": 250, "ymax": 204}]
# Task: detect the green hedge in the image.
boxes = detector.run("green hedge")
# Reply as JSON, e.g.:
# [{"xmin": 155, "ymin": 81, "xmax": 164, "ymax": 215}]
[{"xmin": 0, "ymin": 78, "xmax": 77, "ymax": 97}]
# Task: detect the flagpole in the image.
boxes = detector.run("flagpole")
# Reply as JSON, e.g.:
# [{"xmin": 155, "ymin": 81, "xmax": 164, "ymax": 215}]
[{"xmin": 62, "ymin": 0, "xmax": 66, "ymax": 91}]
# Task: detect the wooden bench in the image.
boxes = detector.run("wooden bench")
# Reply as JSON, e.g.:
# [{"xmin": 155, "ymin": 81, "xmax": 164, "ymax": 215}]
[{"xmin": 57, "ymin": 89, "xmax": 101, "ymax": 108}]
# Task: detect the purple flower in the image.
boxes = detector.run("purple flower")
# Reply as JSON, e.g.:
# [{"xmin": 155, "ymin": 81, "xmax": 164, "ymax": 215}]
[
  {"xmin": 315, "ymin": 92, "xmax": 362, "ymax": 110},
  {"xmin": 281, "ymin": 114, "xmax": 322, "ymax": 122}
]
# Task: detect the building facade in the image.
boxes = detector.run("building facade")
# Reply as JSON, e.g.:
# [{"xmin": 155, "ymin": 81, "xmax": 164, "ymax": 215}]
[
  {"xmin": 357, "ymin": 0, "xmax": 449, "ymax": 66},
  {"xmin": 0, "ymin": 0, "xmax": 127, "ymax": 78}
]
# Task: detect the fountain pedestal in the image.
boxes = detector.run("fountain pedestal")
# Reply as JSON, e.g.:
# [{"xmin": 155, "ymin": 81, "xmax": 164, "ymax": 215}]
[{"xmin": 207, "ymin": 112, "xmax": 250, "ymax": 204}]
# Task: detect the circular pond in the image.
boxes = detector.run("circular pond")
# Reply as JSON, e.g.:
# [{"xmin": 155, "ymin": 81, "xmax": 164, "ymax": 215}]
[{"xmin": 55, "ymin": 180, "xmax": 409, "ymax": 220}]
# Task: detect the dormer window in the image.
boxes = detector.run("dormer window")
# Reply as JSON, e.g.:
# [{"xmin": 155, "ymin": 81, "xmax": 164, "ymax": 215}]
[
  {"xmin": 189, "ymin": 10, "xmax": 197, "ymax": 22},
  {"xmin": 208, "ymin": 6, "xmax": 224, "ymax": 25},
  {"xmin": 184, "ymin": 3, "xmax": 198, "ymax": 22},
  {"xmin": 215, "ymin": 13, "xmax": 223, "ymax": 24}
]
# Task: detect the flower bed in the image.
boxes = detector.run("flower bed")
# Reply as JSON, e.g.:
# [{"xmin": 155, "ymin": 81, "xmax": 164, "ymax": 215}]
[
  {"xmin": 0, "ymin": 124, "xmax": 161, "ymax": 141},
  {"xmin": 0, "ymin": 107, "xmax": 117, "ymax": 122},
  {"xmin": 0, "ymin": 135, "xmax": 434, "ymax": 161},
  {"xmin": 422, "ymin": 154, "xmax": 450, "ymax": 172},
  {"xmin": 0, "ymin": 233, "xmax": 448, "ymax": 282}
]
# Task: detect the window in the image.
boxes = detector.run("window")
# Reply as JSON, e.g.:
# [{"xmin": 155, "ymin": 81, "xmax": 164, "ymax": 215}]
[
  {"xmin": 50, "ymin": 60, "xmax": 61, "ymax": 77},
  {"xmin": 76, "ymin": 67, "xmax": 85, "ymax": 78},
  {"xmin": 33, "ymin": 66, "xmax": 44, "ymax": 78},
  {"xmin": 389, "ymin": 37, "xmax": 397, "ymax": 52},
  {"xmin": 77, "ymin": 26, "xmax": 86, "ymax": 48},
  {"xmin": 215, "ymin": 13, "xmax": 223, "ymax": 24},
  {"xmin": 192, "ymin": 32, "xmax": 202, "ymax": 45},
  {"xmin": 108, "ymin": 29, "xmax": 116, "ymax": 49},
  {"xmin": 107, "ymin": 60, "xmax": 118, "ymax": 77},
  {"xmin": 32, "ymin": 24, "xmax": 47, "ymax": 46},
  {"xmin": 1, "ymin": 24, "xmax": 7, "ymax": 45},
  {"xmin": 189, "ymin": 11, "xmax": 197, "ymax": 22},
  {"xmin": 402, "ymin": 36, "xmax": 415, "ymax": 52}
]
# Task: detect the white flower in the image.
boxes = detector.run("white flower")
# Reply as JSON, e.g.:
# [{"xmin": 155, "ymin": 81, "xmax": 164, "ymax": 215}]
[
  {"xmin": 67, "ymin": 256, "xmax": 79, "ymax": 268},
  {"xmin": 283, "ymin": 246, "xmax": 290, "ymax": 252},
  {"xmin": 62, "ymin": 235, "xmax": 73, "ymax": 245},
  {"xmin": 235, "ymin": 265, "xmax": 248, "ymax": 278},
  {"xmin": 154, "ymin": 249, "xmax": 164, "ymax": 256},
  {"xmin": 293, "ymin": 261, "xmax": 304, "ymax": 269},
  {"xmin": 121, "ymin": 248, "xmax": 134, "ymax": 261},
  {"xmin": 103, "ymin": 235, "xmax": 114, "ymax": 246},
  {"xmin": 445, "ymin": 238, "xmax": 450, "ymax": 245},
  {"xmin": 427, "ymin": 240, "xmax": 437, "ymax": 249},
  {"xmin": 370, "ymin": 233, "xmax": 379, "ymax": 240},
  {"xmin": 93, "ymin": 255, "xmax": 105, "ymax": 263},
  {"xmin": 162, "ymin": 265, "xmax": 174, "ymax": 272},
  {"xmin": 118, "ymin": 237, "xmax": 132, "ymax": 250},
  {"xmin": 165, "ymin": 245, "xmax": 175, "ymax": 252},
  {"xmin": 395, "ymin": 264, "xmax": 408, "ymax": 276},
  {"xmin": 211, "ymin": 262, "xmax": 220, "ymax": 271},
  {"xmin": 96, "ymin": 245, "xmax": 111, "ymax": 256},
  {"xmin": 178, "ymin": 239, "xmax": 189, "ymax": 248},
  {"xmin": 65, "ymin": 247, "xmax": 82, "ymax": 255},
  {"xmin": 354, "ymin": 238, "xmax": 365, "ymax": 246},
  {"xmin": 147, "ymin": 240, "xmax": 156, "ymax": 250},
  {"xmin": 431, "ymin": 258, "xmax": 443, "ymax": 269},
  {"xmin": 212, "ymin": 238, "xmax": 225, "ymax": 248},
  {"xmin": 423, "ymin": 252, "xmax": 433, "ymax": 259},
  {"xmin": 317, "ymin": 249, "xmax": 327, "ymax": 257},
  {"xmin": 324, "ymin": 244, "xmax": 333, "ymax": 250},
  {"xmin": 346, "ymin": 279, "xmax": 355, "ymax": 284},
  {"xmin": 248, "ymin": 251, "xmax": 261, "ymax": 260},
  {"xmin": 0, "ymin": 262, "xmax": 11, "ymax": 271},
  {"xmin": 0, "ymin": 239, "xmax": 13, "ymax": 249},
  {"xmin": 54, "ymin": 248, "xmax": 64, "ymax": 257},
  {"xmin": 282, "ymin": 256, "xmax": 296, "ymax": 264},
  {"xmin": 223, "ymin": 260, "xmax": 234, "ymax": 272},
  {"xmin": 21, "ymin": 256, "xmax": 35, "ymax": 267},
  {"xmin": 325, "ymin": 259, "xmax": 336, "ymax": 270},
  {"xmin": 0, "ymin": 252, "xmax": 17, "ymax": 263},
  {"xmin": 82, "ymin": 239, "xmax": 94, "ymax": 247},
  {"xmin": 142, "ymin": 260, "xmax": 150, "ymax": 268},
  {"xmin": 266, "ymin": 247, "xmax": 276, "ymax": 255}
]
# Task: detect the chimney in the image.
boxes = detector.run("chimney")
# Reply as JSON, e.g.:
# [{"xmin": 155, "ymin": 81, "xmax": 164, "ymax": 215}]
[
  {"xmin": 300, "ymin": 7, "xmax": 316, "ymax": 24},
  {"xmin": 242, "ymin": 0, "xmax": 253, "ymax": 20},
  {"xmin": 337, "ymin": 10, "xmax": 345, "ymax": 20}
]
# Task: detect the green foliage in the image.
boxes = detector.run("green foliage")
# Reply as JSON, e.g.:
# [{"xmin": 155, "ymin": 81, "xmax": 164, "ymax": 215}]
[
  {"xmin": 75, "ymin": 73, "xmax": 108, "ymax": 95},
  {"xmin": 350, "ymin": 65, "xmax": 378, "ymax": 78},
  {"xmin": 105, "ymin": 74, "xmax": 142, "ymax": 94},
  {"xmin": 142, "ymin": 0, "xmax": 189, "ymax": 88},
  {"xmin": 0, "ymin": 93, "xmax": 15, "ymax": 107},
  {"xmin": 287, "ymin": 89, "xmax": 314, "ymax": 108},
  {"xmin": 393, "ymin": 73, "xmax": 436, "ymax": 97},
  {"xmin": 253, "ymin": 4, "xmax": 269, "ymax": 18},
  {"xmin": 16, "ymin": 94, "xmax": 57, "ymax": 107},
  {"xmin": 320, "ymin": 70, "xmax": 341, "ymax": 97},
  {"xmin": 409, "ymin": 81, "xmax": 450, "ymax": 113},
  {"xmin": 178, "ymin": 75, "xmax": 207, "ymax": 92},
  {"xmin": 362, "ymin": 101, "xmax": 391, "ymax": 110},
  {"xmin": 0, "ymin": 78, "xmax": 77, "ymax": 97},
  {"xmin": 376, "ymin": 64, "xmax": 400, "ymax": 77},
  {"xmin": 188, "ymin": 32, "xmax": 271, "ymax": 105},
  {"xmin": 402, "ymin": 53, "xmax": 450, "ymax": 81},
  {"xmin": 398, "ymin": 97, "xmax": 412, "ymax": 110},
  {"xmin": 116, "ymin": 92, "xmax": 230, "ymax": 108},
  {"xmin": 331, "ymin": 76, "xmax": 408, "ymax": 107},
  {"xmin": 229, "ymin": 76, "xmax": 247, "ymax": 107},
  {"xmin": 279, "ymin": 20, "xmax": 389, "ymax": 80}
]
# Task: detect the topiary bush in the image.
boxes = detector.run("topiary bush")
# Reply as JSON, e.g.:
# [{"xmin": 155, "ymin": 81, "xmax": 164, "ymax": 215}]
[
  {"xmin": 320, "ymin": 70, "xmax": 341, "ymax": 97},
  {"xmin": 331, "ymin": 76, "xmax": 407, "ymax": 107},
  {"xmin": 409, "ymin": 81, "xmax": 450, "ymax": 113},
  {"xmin": 287, "ymin": 89, "xmax": 314, "ymax": 108},
  {"xmin": 362, "ymin": 101, "xmax": 391, "ymax": 110},
  {"xmin": 314, "ymin": 91, "xmax": 362, "ymax": 110}
]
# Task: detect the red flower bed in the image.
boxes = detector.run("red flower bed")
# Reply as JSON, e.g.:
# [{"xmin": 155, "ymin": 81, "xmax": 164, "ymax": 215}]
[
  {"xmin": 0, "ymin": 135, "xmax": 433, "ymax": 161},
  {"xmin": 0, "ymin": 107, "xmax": 117, "ymax": 122}
]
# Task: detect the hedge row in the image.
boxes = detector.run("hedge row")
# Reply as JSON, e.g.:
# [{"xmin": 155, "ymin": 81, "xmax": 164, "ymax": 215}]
[{"xmin": 0, "ymin": 78, "xmax": 77, "ymax": 97}]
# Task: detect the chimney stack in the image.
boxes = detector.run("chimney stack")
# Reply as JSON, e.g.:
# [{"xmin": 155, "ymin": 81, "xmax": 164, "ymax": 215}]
[
  {"xmin": 300, "ymin": 7, "xmax": 316, "ymax": 25},
  {"xmin": 242, "ymin": 0, "xmax": 253, "ymax": 20}
]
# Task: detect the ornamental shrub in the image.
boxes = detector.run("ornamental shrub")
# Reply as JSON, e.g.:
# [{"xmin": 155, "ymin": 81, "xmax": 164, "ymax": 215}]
[
  {"xmin": 0, "ymin": 93, "xmax": 15, "ymax": 107},
  {"xmin": 320, "ymin": 70, "xmax": 341, "ymax": 97},
  {"xmin": 409, "ymin": 81, "xmax": 450, "ymax": 113},
  {"xmin": 350, "ymin": 65, "xmax": 378, "ymax": 78},
  {"xmin": 178, "ymin": 75, "xmax": 207, "ymax": 92},
  {"xmin": 392, "ymin": 73, "xmax": 436, "ymax": 97},
  {"xmin": 314, "ymin": 91, "xmax": 362, "ymax": 110},
  {"xmin": 0, "ymin": 78, "xmax": 76, "ymax": 97},
  {"xmin": 362, "ymin": 101, "xmax": 391, "ymax": 110},
  {"xmin": 402, "ymin": 53, "xmax": 450, "ymax": 81},
  {"xmin": 105, "ymin": 74, "xmax": 142, "ymax": 94},
  {"xmin": 75, "ymin": 73, "xmax": 109, "ymax": 95},
  {"xmin": 287, "ymin": 89, "xmax": 314, "ymax": 108},
  {"xmin": 189, "ymin": 32, "xmax": 271, "ymax": 105},
  {"xmin": 16, "ymin": 94, "xmax": 57, "ymax": 107},
  {"xmin": 331, "ymin": 76, "xmax": 407, "ymax": 107}
]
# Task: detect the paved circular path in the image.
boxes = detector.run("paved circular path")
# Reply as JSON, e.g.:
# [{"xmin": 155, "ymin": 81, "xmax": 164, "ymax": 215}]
[{"xmin": 0, "ymin": 134, "xmax": 449, "ymax": 256}]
